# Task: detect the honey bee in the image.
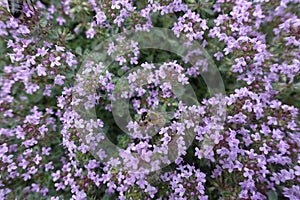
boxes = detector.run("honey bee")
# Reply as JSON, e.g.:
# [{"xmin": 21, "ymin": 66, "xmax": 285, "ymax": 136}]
[
  {"xmin": 8, "ymin": 0, "xmax": 35, "ymax": 18},
  {"xmin": 139, "ymin": 110, "xmax": 174, "ymax": 128}
]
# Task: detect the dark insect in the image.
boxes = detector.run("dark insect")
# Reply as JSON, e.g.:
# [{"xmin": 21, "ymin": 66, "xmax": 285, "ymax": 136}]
[
  {"xmin": 8, "ymin": 0, "xmax": 35, "ymax": 18},
  {"xmin": 139, "ymin": 111, "xmax": 174, "ymax": 128},
  {"xmin": 141, "ymin": 112, "xmax": 148, "ymax": 121}
]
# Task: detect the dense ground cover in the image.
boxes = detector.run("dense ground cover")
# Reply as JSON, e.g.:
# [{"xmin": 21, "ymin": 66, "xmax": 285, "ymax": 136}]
[{"xmin": 0, "ymin": 0, "xmax": 299, "ymax": 199}]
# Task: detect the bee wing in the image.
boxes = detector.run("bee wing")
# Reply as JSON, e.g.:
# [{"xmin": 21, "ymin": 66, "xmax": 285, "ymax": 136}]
[
  {"xmin": 161, "ymin": 111, "xmax": 176, "ymax": 121},
  {"xmin": 165, "ymin": 111, "xmax": 174, "ymax": 117}
]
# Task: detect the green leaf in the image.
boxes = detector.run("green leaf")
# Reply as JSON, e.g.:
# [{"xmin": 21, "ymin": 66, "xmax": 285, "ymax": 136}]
[
  {"xmin": 39, "ymin": 18, "xmax": 48, "ymax": 28},
  {"xmin": 65, "ymin": 34, "xmax": 75, "ymax": 41},
  {"xmin": 268, "ymin": 190, "xmax": 278, "ymax": 200},
  {"xmin": 49, "ymin": 30, "xmax": 59, "ymax": 39},
  {"xmin": 75, "ymin": 46, "xmax": 83, "ymax": 56},
  {"xmin": 202, "ymin": 8, "xmax": 214, "ymax": 16},
  {"xmin": 221, "ymin": 191, "xmax": 231, "ymax": 197},
  {"xmin": 102, "ymin": 193, "xmax": 113, "ymax": 200}
]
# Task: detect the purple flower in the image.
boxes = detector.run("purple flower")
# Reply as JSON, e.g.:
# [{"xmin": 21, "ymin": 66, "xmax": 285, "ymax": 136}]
[
  {"xmin": 54, "ymin": 75, "xmax": 66, "ymax": 85},
  {"xmin": 283, "ymin": 185, "xmax": 300, "ymax": 200}
]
